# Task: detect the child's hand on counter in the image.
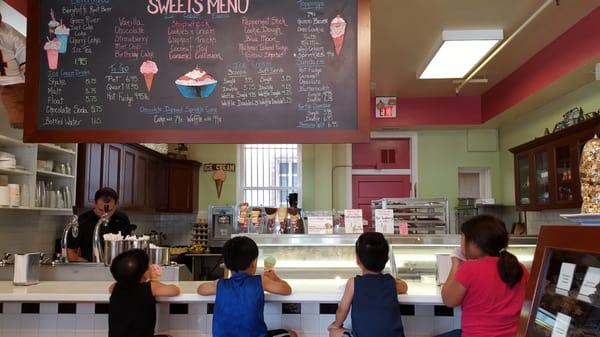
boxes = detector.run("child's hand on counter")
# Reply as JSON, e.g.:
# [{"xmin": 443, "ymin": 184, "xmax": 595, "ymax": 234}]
[{"xmin": 149, "ymin": 264, "xmax": 163, "ymax": 281}]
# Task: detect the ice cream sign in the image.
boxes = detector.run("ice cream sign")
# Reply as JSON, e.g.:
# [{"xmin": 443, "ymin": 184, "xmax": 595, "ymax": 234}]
[{"xmin": 203, "ymin": 163, "xmax": 236, "ymax": 199}]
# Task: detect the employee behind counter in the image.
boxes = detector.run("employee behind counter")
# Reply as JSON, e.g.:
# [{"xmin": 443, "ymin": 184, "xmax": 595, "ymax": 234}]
[{"xmin": 67, "ymin": 188, "xmax": 132, "ymax": 262}]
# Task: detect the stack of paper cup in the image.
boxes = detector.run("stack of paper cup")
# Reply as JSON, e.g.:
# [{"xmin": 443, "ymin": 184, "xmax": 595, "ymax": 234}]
[
  {"xmin": 0, "ymin": 186, "xmax": 9, "ymax": 206},
  {"xmin": 8, "ymin": 184, "xmax": 20, "ymax": 207}
]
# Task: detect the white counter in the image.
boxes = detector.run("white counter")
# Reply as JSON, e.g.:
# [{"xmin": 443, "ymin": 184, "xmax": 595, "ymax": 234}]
[{"xmin": 0, "ymin": 279, "xmax": 443, "ymax": 304}]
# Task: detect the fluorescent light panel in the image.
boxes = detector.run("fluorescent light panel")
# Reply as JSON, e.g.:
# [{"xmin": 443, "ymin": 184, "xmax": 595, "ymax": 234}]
[{"xmin": 419, "ymin": 29, "xmax": 503, "ymax": 79}]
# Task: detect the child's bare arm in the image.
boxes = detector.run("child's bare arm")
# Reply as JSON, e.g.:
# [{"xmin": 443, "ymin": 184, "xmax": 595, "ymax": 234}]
[
  {"xmin": 262, "ymin": 270, "xmax": 292, "ymax": 295},
  {"xmin": 108, "ymin": 282, "xmax": 115, "ymax": 294},
  {"xmin": 197, "ymin": 281, "xmax": 218, "ymax": 296},
  {"xmin": 151, "ymin": 282, "xmax": 181, "ymax": 297},
  {"xmin": 396, "ymin": 278, "xmax": 408, "ymax": 294},
  {"xmin": 332, "ymin": 278, "xmax": 354, "ymax": 328}
]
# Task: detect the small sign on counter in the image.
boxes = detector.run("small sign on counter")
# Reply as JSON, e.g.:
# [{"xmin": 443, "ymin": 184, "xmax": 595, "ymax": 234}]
[
  {"xmin": 344, "ymin": 209, "xmax": 364, "ymax": 234},
  {"xmin": 577, "ymin": 266, "xmax": 600, "ymax": 303},
  {"xmin": 556, "ymin": 262, "xmax": 576, "ymax": 293},
  {"xmin": 374, "ymin": 209, "xmax": 394, "ymax": 234},
  {"xmin": 307, "ymin": 216, "xmax": 334, "ymax": 234},
  {"xmin": 551, "ymin": 313, "xmax": 572, "ymax": 337}
]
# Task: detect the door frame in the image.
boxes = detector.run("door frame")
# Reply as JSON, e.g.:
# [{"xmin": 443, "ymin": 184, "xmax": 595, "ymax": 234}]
[{"xmin": 350, "ymin": 131, "xmax": 419, "ymax": 207}]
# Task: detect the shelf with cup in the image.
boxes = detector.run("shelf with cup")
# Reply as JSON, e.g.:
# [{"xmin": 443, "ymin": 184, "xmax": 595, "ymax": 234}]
[
  {"xmin": 0, "ymin": 167, "xmax": 33, "ymax": 176},
  {"xmin": 37, "ymin": 143, "xmax": 77, "ymax": 156},
  {"xmin": 36, "ymin": 169, "xmax": 75, "ymax": 179},
  {"xmin": 0, "ymin": 135, "xmax": 32, "ymax": 148}
]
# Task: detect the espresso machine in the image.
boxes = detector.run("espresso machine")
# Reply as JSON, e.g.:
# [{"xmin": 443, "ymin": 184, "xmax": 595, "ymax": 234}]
[{"xmin": 208, "ymin": 206, "xmax": 235, "ymax": 251}]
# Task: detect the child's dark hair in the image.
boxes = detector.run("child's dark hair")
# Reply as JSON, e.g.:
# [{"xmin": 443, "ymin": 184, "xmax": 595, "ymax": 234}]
[
  {"xmin": 461, "ymin": 215, "xmax": 524, "ymax": 288},
  {"xmin": 110, "ymin": 249, "xmax": 149, "ymax": 285},
  {"xmin": 223, "ymin": 236, "xmax": 259, "ymax": 272},
  {"xmin": 355, "ymin": 232, "xmax": 389, "ymax": 273}
]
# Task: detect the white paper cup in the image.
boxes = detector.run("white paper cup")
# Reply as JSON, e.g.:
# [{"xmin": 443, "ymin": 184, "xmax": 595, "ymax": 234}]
[
  {"xmin": 8, "ymin": 184, "xmax": 20, "ymax": 207},
  {"xmin": 0, "ymin": 186, "xmax": 9, "ymax": 206}
]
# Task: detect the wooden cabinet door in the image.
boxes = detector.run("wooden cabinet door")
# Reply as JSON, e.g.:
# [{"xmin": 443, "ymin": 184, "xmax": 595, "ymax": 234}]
[
  {"xmin": 168, "ymin": 162, "xmax": 199, "ymax": 213},
  {"xmin": 134, "ymin": 150, "xmax": 149, "ymax": 209},
  {"xmin": 119, "ymin": 146, "xmax": 136, "ymax": 209},
  {"xmin": 102, "ymin": 144, "xmax": 123, "ymax": 199},
  {"xmin": 156, "ymin": 160, "xmax": 170, "ymax": 211},
  {"xmin": 76, "ymin": 143, "xmax": 103, "ymax": 209}
]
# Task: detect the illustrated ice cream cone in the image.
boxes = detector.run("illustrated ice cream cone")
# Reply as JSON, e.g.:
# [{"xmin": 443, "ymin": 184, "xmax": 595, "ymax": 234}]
[
  {"xmin": 330, "ymin": 15, "xmax": 347, "ymax": 57},
  {"xmin": 140, "ymin": 60, "xmax": 158, "ymax": 92},
  {"xmin": 48, "ymin": 9, "xmax": 60, "ymax": 35},
  {"xmin": 212, "ymin": 170, "xmax": 227, "ymax": 199}
]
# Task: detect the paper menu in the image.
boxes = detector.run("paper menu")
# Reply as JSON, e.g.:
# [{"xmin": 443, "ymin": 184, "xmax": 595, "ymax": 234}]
[
  {"xmin": 556, "ymin": 262, "xmax": 576, "ymax": 291},
  {"xmin": 344, "ymin": 209, "xmax": 364, "ymax": 234},
  {"xmin": 551, "ymin": 313, "xmax": 572, "ymax": 337},
  {"xmin": 307, "ymin": 216, "xmax": 334, "ymax": 234},
  {"xmin": 577, "ymin": 266, "xmax": 600, "ymax": 303},
  {"xmin": 374, "ymin": 209, "xmax": 394, "ymax": 234}
]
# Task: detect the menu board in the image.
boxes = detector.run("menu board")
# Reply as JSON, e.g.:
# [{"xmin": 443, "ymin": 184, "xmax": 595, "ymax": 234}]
[{"xmin": 25, "ymin": 0, "xmax": 370, "ymax": 143}]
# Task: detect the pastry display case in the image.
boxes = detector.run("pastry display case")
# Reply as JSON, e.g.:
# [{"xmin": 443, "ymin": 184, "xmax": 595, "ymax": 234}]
[
  {"xmin": 239, "ymin": 234, "xmax": 537, "ymax": 280},
  {"xmin": 519, "ymin": 226, "xmax": 600, "ymax": 337}
]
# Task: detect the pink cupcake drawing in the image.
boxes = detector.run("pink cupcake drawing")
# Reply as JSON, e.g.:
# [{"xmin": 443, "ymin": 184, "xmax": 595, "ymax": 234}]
[
  {"xmin": 175, "ymin": 67, "xmax": 218, "ymax": 98},
  {"xmin": 330, "ymin": 15, "xmax": 347, "ymax": 56}
]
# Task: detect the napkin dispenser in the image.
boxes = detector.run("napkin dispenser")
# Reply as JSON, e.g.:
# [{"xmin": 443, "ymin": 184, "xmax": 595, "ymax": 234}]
[
  {"xmin": 436, "ymin": 253, "xmax": 452, "ymax": 285},
  {"xmin": 13, "ymin": 253, "xmax": 41, "ymax": 286}
]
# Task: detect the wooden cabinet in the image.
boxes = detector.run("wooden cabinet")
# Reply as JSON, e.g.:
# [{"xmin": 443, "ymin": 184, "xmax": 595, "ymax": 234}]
[
  {"xmin": 167, "ymin": 160, "xmax": 200, "ymax": 213},
  {"xmin": 510, "ymin": 116, "xmax": 599, "ymax": 211},
  {"xmin": 76, "ymin": 144, "xmax": 200, "ymax": 212}
]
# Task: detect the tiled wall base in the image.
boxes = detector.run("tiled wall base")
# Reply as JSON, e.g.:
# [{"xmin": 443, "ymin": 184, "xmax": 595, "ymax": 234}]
[{"xmin": 0, "ymin": 302, "xmax": 461, "ymax": 337}]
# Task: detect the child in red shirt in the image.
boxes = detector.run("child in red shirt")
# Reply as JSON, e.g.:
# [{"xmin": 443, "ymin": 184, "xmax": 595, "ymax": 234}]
[{"xmin": 439, "ymin": 215, "xmax": 529, "ymax": 337}]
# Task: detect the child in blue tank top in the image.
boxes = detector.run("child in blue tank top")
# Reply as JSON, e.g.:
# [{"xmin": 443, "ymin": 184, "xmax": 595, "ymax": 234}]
[
  {"xmin": 329, "ymin": 232, "xmax": 408, "ymax": 337},
  {"xmin": 197, "ymin": 236, "xmax": 298, "ymax": 337}
]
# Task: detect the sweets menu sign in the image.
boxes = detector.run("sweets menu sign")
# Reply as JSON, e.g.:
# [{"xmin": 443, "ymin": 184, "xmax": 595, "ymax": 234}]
[{"xmin": 24, "ymin": 0, "xmax": 370, "ymax": 143}]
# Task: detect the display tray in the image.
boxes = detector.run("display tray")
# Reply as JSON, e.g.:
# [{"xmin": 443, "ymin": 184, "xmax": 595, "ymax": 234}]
[{"xmin": 560, "ymin": 213, "xmax": 600, "ymax": 226}]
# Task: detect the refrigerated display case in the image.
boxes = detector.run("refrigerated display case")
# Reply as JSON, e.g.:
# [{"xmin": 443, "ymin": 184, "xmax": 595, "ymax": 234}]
[{"xmin": 240, "ymin": 234, "xmax": 537, "ymax": 280}]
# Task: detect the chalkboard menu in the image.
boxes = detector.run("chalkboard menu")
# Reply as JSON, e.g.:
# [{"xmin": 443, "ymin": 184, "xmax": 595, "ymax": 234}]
[{"xmin": 25, "ymin": 0, "xmax": 370, "ymax": 143}]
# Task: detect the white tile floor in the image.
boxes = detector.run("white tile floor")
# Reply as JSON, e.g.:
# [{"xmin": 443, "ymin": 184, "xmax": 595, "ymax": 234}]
[{"xmin": 0, "ymin": 303, "xmax": 461, "ymax": 337}]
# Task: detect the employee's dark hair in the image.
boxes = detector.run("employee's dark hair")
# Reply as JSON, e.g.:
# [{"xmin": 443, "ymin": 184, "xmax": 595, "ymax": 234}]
[
  {"xmin": 461, "ymin": 215, "xmax": 524, "ymax": 288},
  {"xmin": 110, "ymin": 249, "xmax": 149, "ymax": 285},
  {"xmin": 95, "ymin": 187, "xmax": 119, "ymax": 203},
  {"xmin": 223, "ymin": 236, "xmax": 259, "ymax": 272},
  {"xmin": 356, "ymin": 232, "xmax": 389, "ymax": 273}
]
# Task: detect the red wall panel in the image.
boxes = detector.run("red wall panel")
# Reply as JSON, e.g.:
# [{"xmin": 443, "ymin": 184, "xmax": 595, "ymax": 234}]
[{"xmin": 352, "ymin": 139, "xmax": 411, "ymax": 169}]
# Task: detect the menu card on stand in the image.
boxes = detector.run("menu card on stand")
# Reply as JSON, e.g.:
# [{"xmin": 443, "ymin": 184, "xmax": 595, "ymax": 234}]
[
  {"xmin": 551, "ymin": 313, "xmax": 572, "ymax": 337},
  {"xmin": 556, "ymin": 262, "xmax": 576, "ymax": 296},
  {"xmin": 374, "ymin": 209, "xmax": 394, "ymax": 234},
  {"xmin": 577, "ymin": 266, "xmax": 600, "ymax": 303},
  {"xmin": 307, "ymin": 216, "xmax": 334, "ymax": 234},
  {"xmin": 344, "ymin": 209, "xmax": 364, "ymax": 234}
]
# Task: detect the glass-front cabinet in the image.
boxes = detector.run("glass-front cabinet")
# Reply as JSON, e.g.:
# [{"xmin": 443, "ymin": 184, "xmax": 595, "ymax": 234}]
[
  {"xmin": 242, "ymin": 234, "xmax": 537, "ymax": 280},
  {"xmin": 510, "ymin": 116, "xmax": 598, "ymax": 211}
]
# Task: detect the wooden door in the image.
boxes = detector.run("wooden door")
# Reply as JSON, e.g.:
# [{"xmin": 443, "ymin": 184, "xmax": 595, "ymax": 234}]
[
  {"xmin": 76, "ymin": 143, "xmax": 103, "ymax": 209},
  {"xmin": 352, "ymin": 175, "xmax": 411, "ymax": 229},
  {"xmin": 156, "ymin": 160, "xmax": 169, "ymax": 211},
  {"xmin": 102, "ymin": 144, "xmax": 123, "ymax": 199}
]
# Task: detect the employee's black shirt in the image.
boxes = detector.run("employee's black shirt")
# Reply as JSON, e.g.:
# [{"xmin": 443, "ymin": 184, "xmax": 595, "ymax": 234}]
[{"xmin": 67, "ymin": 209, "xmax": 132, "ymax": 262}]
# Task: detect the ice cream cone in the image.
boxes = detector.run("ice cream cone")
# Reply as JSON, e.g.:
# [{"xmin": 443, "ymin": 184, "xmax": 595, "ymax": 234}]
[
  {"xmin": 333, "ymin": 35, "xmax": 345, "ymax": 56},
  {"xmin": 215, "ymin": 179, "xmax": 224, "ymax": 198},
  {"xmin": 144, "ymin": 73, "xmax": 155, "ymax": 92}
]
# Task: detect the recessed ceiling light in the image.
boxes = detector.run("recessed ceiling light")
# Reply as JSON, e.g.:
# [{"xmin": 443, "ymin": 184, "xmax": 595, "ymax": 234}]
[{"xmin": 419, "ymin": 30, "xmax": 503, "ymax": 79}]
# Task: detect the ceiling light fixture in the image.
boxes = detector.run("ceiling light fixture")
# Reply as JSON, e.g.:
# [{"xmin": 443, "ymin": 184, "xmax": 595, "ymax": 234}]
[{"xmin": 419, "ymin": 29, "xmax": 503, "ymax": 79}]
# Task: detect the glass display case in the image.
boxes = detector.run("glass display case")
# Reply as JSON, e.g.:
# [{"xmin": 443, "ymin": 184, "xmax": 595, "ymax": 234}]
[
  {"xmin": 519, "ymin": 226, "xmax": 600, "ymax": 337},
  {"xmin": 239, "ymin": 234, "xmax": 537, "ymax": 280},
  {"xmin": 535, "ymin": 150, "xmax": 550, "ymax": 205},
  {"xmin": 518, "ymin": 155, "xmax": 532, "ymax": 206}
]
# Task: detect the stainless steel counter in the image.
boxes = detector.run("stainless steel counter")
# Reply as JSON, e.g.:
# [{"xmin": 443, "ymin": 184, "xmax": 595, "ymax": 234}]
[{"xmin": 0, "ymin": 263, "xmax": 192, "ymax": 282}]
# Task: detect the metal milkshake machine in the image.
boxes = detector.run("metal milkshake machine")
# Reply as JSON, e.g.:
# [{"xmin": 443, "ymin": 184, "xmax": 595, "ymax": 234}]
[{"xmin": 208, "ymin": 206, "xmax": 235, "ymax": 252}]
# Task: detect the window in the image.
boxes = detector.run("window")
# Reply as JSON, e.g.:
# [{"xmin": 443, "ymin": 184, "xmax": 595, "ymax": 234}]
[{"xmin": 238, "ymin": 144, "xmax": 301, "ymax": 207}]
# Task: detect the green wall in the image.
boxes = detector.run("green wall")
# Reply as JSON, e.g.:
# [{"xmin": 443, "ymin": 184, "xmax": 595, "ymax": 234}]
[
  {"xmin": 498, "ymin": 81, "xmax": 600, "ymax": 205},
  {"xmin": 417, "ymin": 129, "xmax": 501, "ymax": 211},
  {"xmin": 183, "ymin": 144, "xmax": 350, "ymax": 211}
]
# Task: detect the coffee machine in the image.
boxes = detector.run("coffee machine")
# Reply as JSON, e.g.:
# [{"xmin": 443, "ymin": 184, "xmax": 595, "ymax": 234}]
[{"xmin": 208, "ymin": 206, "xmax": 235, "ymax": 250}]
